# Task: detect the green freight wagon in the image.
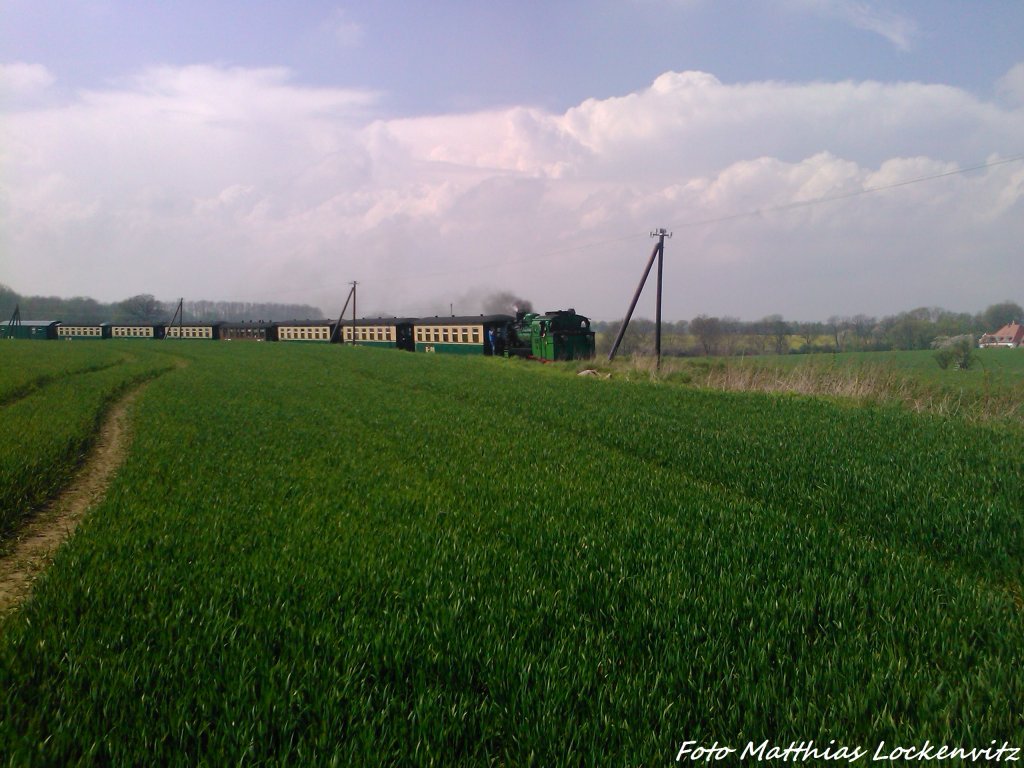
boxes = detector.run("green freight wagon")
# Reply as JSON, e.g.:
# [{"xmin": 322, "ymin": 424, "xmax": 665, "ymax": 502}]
[{"xmin": 1, "ymin": 320, "xmax": 60, "ymax": 340}]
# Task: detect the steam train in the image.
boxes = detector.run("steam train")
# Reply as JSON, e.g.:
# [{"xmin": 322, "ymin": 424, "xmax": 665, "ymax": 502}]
[{"xmin": 3, "ymin": 309, "xmax": 597, "ymax": 361}]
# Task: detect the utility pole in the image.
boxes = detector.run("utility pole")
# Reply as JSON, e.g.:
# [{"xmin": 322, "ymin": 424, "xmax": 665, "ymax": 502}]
[
  {"xmin": 607, "ymin": 228, "xmax": 672, "ymax": 369},
  {"xmin": 165, "ymin": 298, "xmax": 184, "ymax": 339},
  {"xmin": 331, "ymin": 281, "xmax": 359, "ymax": 344},
  {"xmin": 653, "ymin": 228, "xmax": 670, "ymax": 369},
  {"xmin": 3, "ymin": 304, "xmax": 21, "ymax": 339},
  {"xmin": 351, "ymin": 281, "xmax": 358, "ymax": 344}
]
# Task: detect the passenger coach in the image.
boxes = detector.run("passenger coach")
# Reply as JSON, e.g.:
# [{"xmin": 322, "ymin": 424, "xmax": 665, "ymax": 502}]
[
  {"xmin": 221, "ymin": 321, "xmax": 270, "ymax": 341},
  {"xmin": 272, "ymin": 321, "xmax": 335, "ymax": 342},
  {"xmin": 413, "ymin": 315, "xmax": 512, "ymax": 356},
  {"xmin": 338, "ymin": 318, "xmax": 415, "ymax": 351},
  {"xmin": 57, "ymin": 324, "xmax": 105, "ymax": 340},
  {"xmin": 108, "ymin": 323, "xmax": 164, "ymax": 339},
  {"xmin": 164, "ymin": 322, "xmax": 223, "ymax": 340}
]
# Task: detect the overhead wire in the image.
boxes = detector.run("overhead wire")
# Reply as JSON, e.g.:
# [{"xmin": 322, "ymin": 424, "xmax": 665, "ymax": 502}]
[
  {"xmin": 381, "ymin": 151, "xmax": 1024, "ymax": 283},
  {"xmin": 667, "ymin": 152, "xmax": 1024, "ymax": 231}
]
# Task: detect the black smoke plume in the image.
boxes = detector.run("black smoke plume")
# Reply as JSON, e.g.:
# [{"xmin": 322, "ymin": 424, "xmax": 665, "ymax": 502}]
[{"xmin": 483, "ymin": 291, "xmax": 533, "ymax": 315}]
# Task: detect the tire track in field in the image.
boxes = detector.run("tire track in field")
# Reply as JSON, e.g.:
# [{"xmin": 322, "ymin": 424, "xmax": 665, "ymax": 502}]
[
  {"xmin": 0, "ymin": 380, "xmax": 149, "ymax": 617},
  {"xmin": 0, "ymin": 358, "xmax": 129, "ymax": 407}
]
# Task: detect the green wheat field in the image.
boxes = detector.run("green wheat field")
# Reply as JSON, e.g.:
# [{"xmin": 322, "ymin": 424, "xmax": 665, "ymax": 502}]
[{"xmin": 1, "ymin": 342, "xmax": 1022, "ymax": 765}]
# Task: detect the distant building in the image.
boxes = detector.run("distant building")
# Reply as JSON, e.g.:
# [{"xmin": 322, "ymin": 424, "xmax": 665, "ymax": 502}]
[{"xmin": 978, "ymin": 321, "xmax": 1024, "ymax": 348}]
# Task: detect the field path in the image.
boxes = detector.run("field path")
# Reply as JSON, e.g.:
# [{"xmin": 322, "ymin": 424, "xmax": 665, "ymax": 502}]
[{"xmin": 0, "ymin": 383, "xmax": 146, "ymax": 616}]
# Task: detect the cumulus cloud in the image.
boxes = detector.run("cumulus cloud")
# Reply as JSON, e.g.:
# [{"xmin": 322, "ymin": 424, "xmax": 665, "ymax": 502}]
[
  {"xmin": 0, "ymin": 62, "xmax": 56, "ymax": 94},
  {"xmin": 997, "ymin": 63, "xmax": 1024, "ymax": 107},
  {"xmin": 2, "ymin": 63, "xmax": 1022, "ymax": 320}
]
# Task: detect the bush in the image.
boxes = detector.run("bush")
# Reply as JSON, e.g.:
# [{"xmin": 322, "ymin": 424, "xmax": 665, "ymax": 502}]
[
  {"xmin": 935, "ymin": 337, "xmax": 976, "ymax": 370},
  {"xmin": 934, "ymin": 348, "xmax": 955, "ymax": 369}
]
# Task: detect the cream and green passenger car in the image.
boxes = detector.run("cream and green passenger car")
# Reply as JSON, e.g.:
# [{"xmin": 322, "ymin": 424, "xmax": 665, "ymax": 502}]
[{"xmin": 413, "ymin": 315, "xmax": 512, "ymax": 356}]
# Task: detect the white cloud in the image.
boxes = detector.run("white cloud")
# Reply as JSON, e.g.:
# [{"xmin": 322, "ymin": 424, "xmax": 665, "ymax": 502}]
[
  {"xmin": 2, "ymin": 64, "xmax": 1022, "ymax": 320},
  {"xmin": 0, "ymin": 62, "xmax": 56, "ymax": 94},
  {"xmin": 322, "ymin": 8, "xmax": 365, "ymax": 48},
  {"xmin": 788, "ymin": 0, "xmax": 917, "ymax": 50},
  {"xmin": 997, "ymin": 62, "xmax": 1024, "ymax": 107}
]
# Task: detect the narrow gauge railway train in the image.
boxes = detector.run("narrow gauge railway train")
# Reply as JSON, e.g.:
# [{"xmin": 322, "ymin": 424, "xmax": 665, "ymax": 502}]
[{"xmin": 3, "ymin": 309, "xmax": 597, "ymax": 361}]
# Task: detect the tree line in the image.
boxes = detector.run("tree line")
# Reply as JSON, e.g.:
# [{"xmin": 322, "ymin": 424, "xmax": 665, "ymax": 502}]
[
  {"xmin": 0, "ymin": 285, "xmax": 324, "ymax": 325},
  {"xmin": 593, "ymin": 301, "xmax": 1024, "ymax": 357}
]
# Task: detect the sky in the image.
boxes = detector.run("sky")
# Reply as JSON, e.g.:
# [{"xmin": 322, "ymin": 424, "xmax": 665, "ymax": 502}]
[{"xmin": 2, "ymin": 1, "xmax": 1023, "ymax": 322}]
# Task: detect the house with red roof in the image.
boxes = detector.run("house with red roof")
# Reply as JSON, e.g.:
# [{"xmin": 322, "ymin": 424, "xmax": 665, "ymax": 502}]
[{"xmin": 978, "ymin": 321, "xmax": 1024, "ymax": 348}]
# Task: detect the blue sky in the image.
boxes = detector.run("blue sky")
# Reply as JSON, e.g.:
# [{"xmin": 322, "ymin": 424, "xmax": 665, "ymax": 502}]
[{"xmin": 2, "ymin": 1, "xmax": 1023, "ymax": 320}]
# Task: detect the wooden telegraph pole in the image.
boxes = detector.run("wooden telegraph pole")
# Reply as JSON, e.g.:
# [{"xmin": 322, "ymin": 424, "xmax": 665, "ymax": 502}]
[
  {"xmin": 607, "ymin": 228, "xmax": 672, "ymax": 369},
  {"xmin": 332, "ymin": 281, "xmax": 359, "ymax": 344}
]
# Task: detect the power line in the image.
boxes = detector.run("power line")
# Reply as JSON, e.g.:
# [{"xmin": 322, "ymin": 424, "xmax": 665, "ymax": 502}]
[{"xmin": 668, "ymin": 152, "xmax": 1024, "ymax": 231}]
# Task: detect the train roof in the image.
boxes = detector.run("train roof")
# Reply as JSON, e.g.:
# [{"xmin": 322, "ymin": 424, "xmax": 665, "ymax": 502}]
[
  {"xmin": 220, "ymin": 320, "xmax": 272, "ymax": 328},
  {"xmin": 1, "ymin": 320, "xmax": 60, "ymax": 327},
  {"xmin": 415, "ymin": 314, "xmax": 513, "ymax": 326},
  {"xmin": 337, "ymin": 317, "xmax": 416, "ymax": 326},
  {"xmin": 272, "ymin": 320, "xmax": 336, "ymax": 327}
]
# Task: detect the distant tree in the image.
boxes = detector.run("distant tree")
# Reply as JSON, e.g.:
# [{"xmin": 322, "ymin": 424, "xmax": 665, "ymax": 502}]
[
  {"xmin": 849, "ymin": 314, "xmax": 876, "ymax": 349},
  {"xmin": 981, "ymin": 301, "xmax": 1024, "ymax": 331},
  {"xmin": 717, "ymin": 316, "xmax": 743, "ymax": 355},
  {"xmin": 117, "ymin": 294, "xmax": 164, "ymax": 323},
  {"xmin": 0, "ymin": 284, "xmax": 20, "ymax": 320},
  {"xmin": 671, "ymin": 319, "xmax": 690, "ymax": 336},
  {"xmin": 827, "ymin": 315, "xmax": 849, "ymax": 351},
  {"xmin": 64, "ymin": 296, "xmax": 106, "ymax": 323},
  {"xmin": 691, "ymin": 314, "xmax": 723, "ymax": 356},
  {"xmin": 883, "ymin": 308, "xmax": 935, "ymax": 350},
  {"xmin": 762, "ymin": 314, "xmax": 790, "ymax": 355},
  {"xmin": 598, "ymin": 318, "xmax": 655, "ymax": 357},
  {"xmin": 795, "ymin": 320, "xmax": 824, "ymax": 350}
]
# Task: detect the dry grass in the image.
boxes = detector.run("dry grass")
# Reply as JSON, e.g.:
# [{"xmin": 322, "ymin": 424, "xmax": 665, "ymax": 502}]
[{"xmin": 575, "ymin": 355, "xmax": 1024, "ymax": 426}]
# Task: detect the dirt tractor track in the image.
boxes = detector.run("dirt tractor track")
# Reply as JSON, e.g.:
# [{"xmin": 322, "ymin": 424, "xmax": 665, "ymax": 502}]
[{"xmin": 0, "ymin": 384, "xmax": 147, "ymax": 617}]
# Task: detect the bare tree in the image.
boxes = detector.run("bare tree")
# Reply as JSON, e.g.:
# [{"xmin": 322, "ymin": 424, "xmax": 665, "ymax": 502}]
[
  {"xmin": 691, "ymin": 314, "xmax": 723, "ymax": 356},
  {"xmin": 762, "ymin": 314, "xmax": 790, "ymax": 355},
  {"xmin": 796, "ymin": 321, "xmax": 823, "ymax": 350}
]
